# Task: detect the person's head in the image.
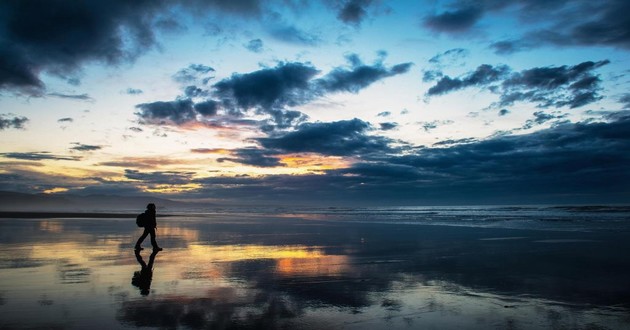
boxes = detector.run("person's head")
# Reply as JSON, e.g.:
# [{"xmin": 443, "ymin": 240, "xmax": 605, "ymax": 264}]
[{"xmin": 147, "ymin": 203, "xmax": 156, "ymax": 211}]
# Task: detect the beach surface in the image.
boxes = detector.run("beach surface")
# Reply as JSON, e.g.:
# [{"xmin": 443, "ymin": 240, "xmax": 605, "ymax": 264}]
[{"xmin": 0, "ymin": 209, "xmax": 629, "ymax": 329}]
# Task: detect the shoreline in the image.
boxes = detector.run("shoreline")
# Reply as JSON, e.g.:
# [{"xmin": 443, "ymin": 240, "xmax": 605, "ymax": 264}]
[{"xmin": 0, "ymin": 211, "xmax": 177, "ymax": 218}]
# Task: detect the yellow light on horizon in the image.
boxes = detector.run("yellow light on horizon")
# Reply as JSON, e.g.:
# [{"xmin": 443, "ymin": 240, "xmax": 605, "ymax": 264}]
[{"xmin": 43, "ymin": 187, "xmax": 69, "ymax": 194}]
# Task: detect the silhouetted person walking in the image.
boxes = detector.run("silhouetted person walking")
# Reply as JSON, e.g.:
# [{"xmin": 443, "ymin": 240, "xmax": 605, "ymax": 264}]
[
  {"xmin": 132, "ymin": 249, "xmax": 159, "ymax": 295},
  {"xmin": 135, "ymin": 203, "xmax": 163, "ymax": 251}
]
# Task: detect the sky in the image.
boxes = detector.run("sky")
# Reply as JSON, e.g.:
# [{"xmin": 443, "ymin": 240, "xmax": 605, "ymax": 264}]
[{"xmin": 1, "ymin": 0, "xmax": 629, "ymax": 206}]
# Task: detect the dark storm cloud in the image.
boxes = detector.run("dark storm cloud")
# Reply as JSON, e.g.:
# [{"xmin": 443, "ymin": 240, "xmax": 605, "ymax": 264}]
[
  {"xmin": 315, "ymin": 55, "xmax": 413, "ymax": 94},
  {"xmin": 57, "ymin": 117, "xmax": 73, "ymax": 123},
  {"xmin": 257, "ymin": 118, "xmax": 395, "ymax": 156},
  {"xmin": 620, "ymin": 94, "xmax": 630, "ymax": 109},
  {"xmin": 498, "ymin": 109, "xmax": 510, "ymax": 116},
  {"xmin": 244, "ymin": 38, "xmax": 264, "ymax": 53},
  {"xmin": 426, "ymin": 64, "xmax": 510, "ymax": 96},
  {"xmin": 0, "ymin": 114, "xmax": 28, "ymax": 130},
  {"xmin": 218, "ymin": 148, "xmax": 282, "ymax": 167},
  {"xmin": 424, "ymin": 5, "xmax": 483, "ymax": 33},
  {"xmin": 426, "ymin": 60, "xmax": 609, "ymax": 109},
  {"xmin": 124, "ymin": 169, "xmax": 195, "ymax": 185},
  {"xmin": 70, "ymin": 143, "xmax": 103, "ymax": 152},
  {"xmin": 1, "ymin": 152, "xmax": 81, "ymax": 161}
]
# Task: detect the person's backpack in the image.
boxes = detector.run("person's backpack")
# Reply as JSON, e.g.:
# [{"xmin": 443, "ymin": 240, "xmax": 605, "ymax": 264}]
[{"xmin": 136, "ymin": 212, "xmax": 147, "ymax": 227}]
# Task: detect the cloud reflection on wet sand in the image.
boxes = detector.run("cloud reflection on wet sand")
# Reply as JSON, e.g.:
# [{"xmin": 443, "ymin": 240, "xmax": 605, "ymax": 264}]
[{"xmin": 0, "ymin": 216, "xmax": 628, "ymax": 329}]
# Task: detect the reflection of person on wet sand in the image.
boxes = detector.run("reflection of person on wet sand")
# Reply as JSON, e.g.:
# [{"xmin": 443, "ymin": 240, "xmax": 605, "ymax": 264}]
[{"xmin": 132, "ymin": 249, "xmax": 159, "ymax": 296}]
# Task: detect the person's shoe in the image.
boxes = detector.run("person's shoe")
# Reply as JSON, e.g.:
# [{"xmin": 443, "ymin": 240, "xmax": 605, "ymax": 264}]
[
  {"xmin": 134, "ymin": 247, "xmax": 144, "ymax": 251},
  {"xmin": 153, "ymin": 247, "xmax": 163, "ymax": 251}
]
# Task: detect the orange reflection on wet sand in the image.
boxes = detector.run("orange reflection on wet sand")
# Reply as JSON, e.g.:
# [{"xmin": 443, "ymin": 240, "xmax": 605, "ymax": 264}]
[
  {"xmin": 154, "ymin": 225, "xmax": 200, "ymax": 242},
  {"xmin": 185, "ymin": 244, "xmax": 350, "ymax": 277},
  {"xmin": 275, "ymin": 254, "xmax": 350, "ymax": 276},
  {"xmin": 39, "ymin": 220, "xmax": 64, "ymax": 233}
]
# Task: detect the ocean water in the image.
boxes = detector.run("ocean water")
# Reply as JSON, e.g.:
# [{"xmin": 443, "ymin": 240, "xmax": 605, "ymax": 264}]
[
  {"xmin": 0, "ymin": 205, "xmax": 629, "ymax": 329},
  {"xmin": 177, "ymin": 204, "xmax": 630, "ymax": 232}
]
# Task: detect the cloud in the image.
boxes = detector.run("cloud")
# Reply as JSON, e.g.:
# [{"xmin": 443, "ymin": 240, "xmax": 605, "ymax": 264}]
[
  {"xmin": 420, "ymin": 1, "xmax": 630, "ymax": 53},
  {"xmin": 423, "ymin": 5, "xmax": 483, "ymax": 33},
  {"xmin": 426, "ymin": 60, "xmax": 609, "ymax": 109},
  {"xmin": 428, "ymin": 48, "xmax": 469, "ymax": 64},
  {"xmin": 70, "ymin": 143, "xmax": 103, "ymax": 152},
  {"xmin": 125, "ymin": 88, "xmax": 143, "ymax": 95},
  {"xmin": 0, "ymin": 114, "xmax": 28, "ymax": 130},
  {"xmin": 136, "ymin": 99, "xmax": 209, "ymax": 125},
  {"xmin": 500, "ymin": 60, "xmax": 609, "ymax": 108},
  {"xmin": 1, "ymin": 152, "xmax": 81, "ymax": 161},
  {"xmin": 315, "ymin": 55, "xmax": 413, "ymax": 94},
  {"xmin": 379, "ymin": 122, "xmax": 398, "ymax": 130},
  {"xmin": 0, "ymin": 1, "xmax": 272, "ymax": 96},
  {"xmin": 418, "ymin": 120, "xmax": 454, "ymax": 132},
  {"xmin": 376, "ymin": 111, "xmax": 391, "ymax": 117},
  {"xmin": 244, "ymin": 38, "xmax": 263, "ymax": 53},
  {"xmin": 218, "ymin": 148, "xmax": 282, "ymax": 167},
  {"xmin": 57, "ymin": 117, "xmax": 73, "ymax": 123},
  {"xmin": 48, "ymin": 93, "xmax": 94, "ymax": 101},
  {"xmin": 124, "ymin": 169, "xmax": 195, "ymax": 185},
  {"xmin": 267, "ymin": 24, "xmax": 320, "ymax": 46},
  {"xmin": 3, "ymin": 114, "xmax": 630, "ymax": 204},
  {"xmin": 520, "ymin": 111, "xmax": 568, "ymax": 130},
  {"xmin": 214, "ymin": 62, "xmax": 319, "ymax": 113},
  {"xmin": 337, "ymin": 0, "xmax": 373, "ymax": 26},
  {"xmin": 173, "ymin": 64, "xmax": 215, "ymax": 85},
  {"xmin": 193, "ymin": 100, "xmax": 220, "ymax": 116},
  {"xmin": 138, "ymin": 56, "xmax": 411, "ymax": 129},
  {"xmin": 620, "ymin": 94, "xmax": 630, "ymax": 109},
  {"xmin": 257, "ymin": 118, "xmax": 395, "ymax": 157},
  {"xmin": 432, "ymin": 137, "xmax": 478, "ymax": 147},
  {"xmin": 426, "ymin": 64, "xmax": 510, "ymax": 96},
  {"xmin": 498, "ymin": 109, "xmax": 510, "ymax": 116},
  {"xmin": 0, "ymin": 1, "xmax": 169, "ymax": 95},
  {"xmin": 97, "ymin": 157, "xmax": 185, "ymax": 169}
]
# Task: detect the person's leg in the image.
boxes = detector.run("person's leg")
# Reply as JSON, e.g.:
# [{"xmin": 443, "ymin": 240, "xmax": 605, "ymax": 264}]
[
  {"xmin": 135, "ymin": 228, "xmax": 149, "ymax": 249},
  {"xmin": 149, "ymin": 228, "xmax": 161, "ymax": 250}
]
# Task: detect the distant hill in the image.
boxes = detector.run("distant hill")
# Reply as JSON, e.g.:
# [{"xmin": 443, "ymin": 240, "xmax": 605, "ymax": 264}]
[{"xmin": 0, "ymin": 191, "xmax": 197, "ymax": 212}]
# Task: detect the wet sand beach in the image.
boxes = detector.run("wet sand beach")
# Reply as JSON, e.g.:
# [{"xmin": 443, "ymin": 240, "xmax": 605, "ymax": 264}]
[{"xmin": 0, "ymin": 213, "xmax": 629, "ymax": 329}]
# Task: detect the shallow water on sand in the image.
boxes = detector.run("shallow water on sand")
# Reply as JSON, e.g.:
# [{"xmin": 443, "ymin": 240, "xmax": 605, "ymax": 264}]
[{"xmin": 0, "ymin": 214, "xmax": 629, "ymax": 329}]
